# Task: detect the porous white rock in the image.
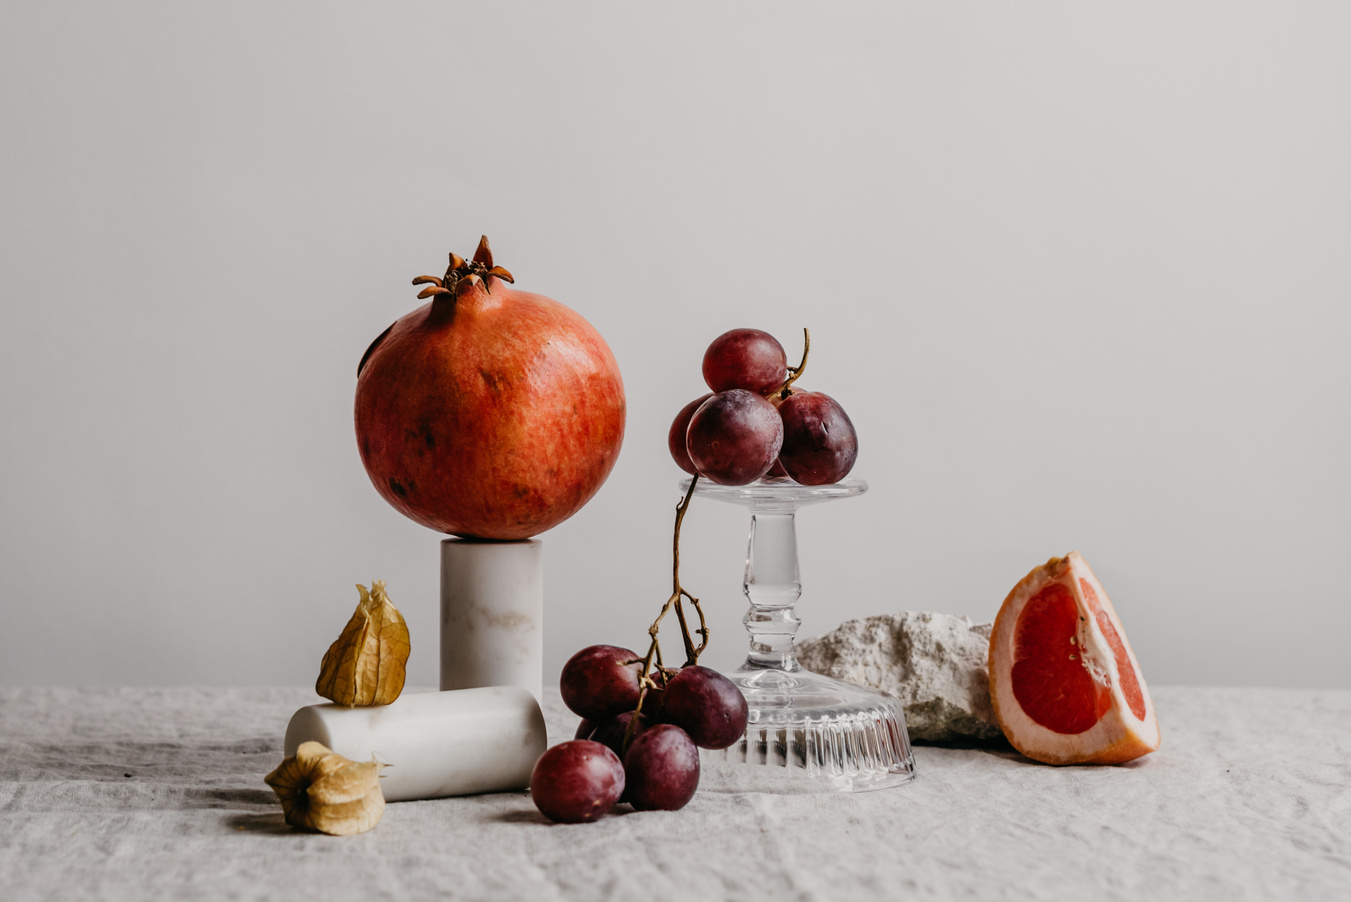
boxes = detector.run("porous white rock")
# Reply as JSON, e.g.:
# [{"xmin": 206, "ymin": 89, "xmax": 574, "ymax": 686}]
[{"xmin": 797, "ymin": 612, "xmax": 1003, "ymax": 743}]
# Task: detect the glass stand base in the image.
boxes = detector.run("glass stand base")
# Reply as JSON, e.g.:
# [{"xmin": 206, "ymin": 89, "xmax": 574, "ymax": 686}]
[{"xmin": 703, "ymin": 666, "xmax": 917, "ymax": 792}]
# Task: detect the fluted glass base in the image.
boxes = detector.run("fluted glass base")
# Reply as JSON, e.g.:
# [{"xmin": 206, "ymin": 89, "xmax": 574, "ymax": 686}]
[{"xmin": 706, "ymin": 666, "xmax": 916, "ymax": 791}]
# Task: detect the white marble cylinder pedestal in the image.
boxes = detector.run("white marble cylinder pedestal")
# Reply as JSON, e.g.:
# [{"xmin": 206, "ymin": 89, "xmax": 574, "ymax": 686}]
[
  {"xmin": 440, "ymin": 538, "xmax": 544, "ymax": 703},
  {"xmin": 284, "ymin": 686, "xmax": 547, "ymax": 801}
]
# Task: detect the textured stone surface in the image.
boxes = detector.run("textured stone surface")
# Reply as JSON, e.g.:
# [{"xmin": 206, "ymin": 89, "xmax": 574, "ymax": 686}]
[{"xmin": 797, "ymin": 611, "xmax": 1003, "ymax": 742}]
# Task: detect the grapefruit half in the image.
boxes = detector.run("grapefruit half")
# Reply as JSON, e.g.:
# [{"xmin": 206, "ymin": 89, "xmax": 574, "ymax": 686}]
[{"xmin": 988, "ymin": 552, "xmax": 1160, "ymax": 765}]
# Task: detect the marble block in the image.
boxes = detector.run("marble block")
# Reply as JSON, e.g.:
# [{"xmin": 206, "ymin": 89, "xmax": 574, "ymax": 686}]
[
  {"xmin": 284, "ymin": 686, "xmax": 547, "ymax": 802},
  {"xmin": 441, "ymin": 538, "xmax": 543, "ymax": 702}
]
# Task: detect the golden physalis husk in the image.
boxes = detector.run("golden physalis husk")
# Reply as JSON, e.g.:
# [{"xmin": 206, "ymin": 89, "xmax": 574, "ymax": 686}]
[
  {"xmin": 264, "ymin": 741, "xmax": 385, "ymax": 835},
  {"xmin": 316, "ymin": 580, "xmax": 410, "ymax": 706}
]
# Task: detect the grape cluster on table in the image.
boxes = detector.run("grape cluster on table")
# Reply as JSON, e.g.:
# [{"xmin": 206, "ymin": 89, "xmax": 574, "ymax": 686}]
[
  {"xmin": 530, "ymin": 646, "xmax": 748, "ymax": 823},
  {"xmin": 670, "ymin": 328, "xmax": 858, "ymax": 486}
]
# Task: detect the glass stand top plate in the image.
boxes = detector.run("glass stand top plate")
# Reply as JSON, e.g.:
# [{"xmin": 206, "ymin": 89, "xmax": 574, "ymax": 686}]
[{"xmin": 681, "ymin": 475, "xmax": 867, "ymax": 511}]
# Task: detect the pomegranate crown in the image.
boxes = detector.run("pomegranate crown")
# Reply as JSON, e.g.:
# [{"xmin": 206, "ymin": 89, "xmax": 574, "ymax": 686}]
[{"xmin": 411, "ymin": 236, "xmax": 515, "ymax": 299}]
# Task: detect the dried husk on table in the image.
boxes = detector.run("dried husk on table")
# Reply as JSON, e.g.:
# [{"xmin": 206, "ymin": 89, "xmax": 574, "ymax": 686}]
[{"xmin": 264, "ymin": 741, "xmax": 385, "ymax": 835}]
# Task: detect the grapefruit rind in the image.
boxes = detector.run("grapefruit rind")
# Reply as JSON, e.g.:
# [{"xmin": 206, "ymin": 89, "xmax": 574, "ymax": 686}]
[{"xmin": 988, "ymin": 552, "xmax": 1160, "ymax": 766}]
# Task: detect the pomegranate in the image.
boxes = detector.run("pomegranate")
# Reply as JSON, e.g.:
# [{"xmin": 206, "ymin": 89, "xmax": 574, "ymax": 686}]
[{"xmin": 355, "ymin": 237, "xmax": 626, "ymax": 539}]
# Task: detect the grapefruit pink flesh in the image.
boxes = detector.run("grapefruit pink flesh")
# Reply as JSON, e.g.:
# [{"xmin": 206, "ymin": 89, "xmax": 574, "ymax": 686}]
[
  {"xmin": 1011, "ymin": 583, "xmax": 1111, "ymax": 734},
  {"xmin": 1081, "ymin": 578, "xmax": 1147, "ymax": 720}
]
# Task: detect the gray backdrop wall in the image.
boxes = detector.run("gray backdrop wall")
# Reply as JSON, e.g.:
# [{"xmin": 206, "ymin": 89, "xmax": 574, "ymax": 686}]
[{"xmin": 3, "ymin": 2, "xmax": 1348, "ymax": 690}]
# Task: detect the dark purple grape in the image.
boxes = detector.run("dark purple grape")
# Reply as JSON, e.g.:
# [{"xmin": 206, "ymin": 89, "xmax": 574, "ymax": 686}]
[
  {"xmin": 777, "ymin": 391, "xmax": 858, "ymax": 485},
  {"xmin": 588, "ymin": 711, "xmax": 652, "ymax": 760},
  {"xmin": 530, "ymin": 740, "xmax": 625, "ymax": 824},
  {"xmin": 686, "ymin": 390, "xmax": 784, "ymax": 486},
  {"xmin": 624, "ymin": 724, "xmax": 701, "ymax": 812},
  {"xmin": 640, "ymin": 682, "xmax": 666, "ymax": 721},
  {"xmin": 668, "ymin": 393, "xmax": 713, "ymax": 475},
  {"xmin": 560, "ymin": 645, "xmax": 643, "ymax": 721},
  {"xmin": 762, "ymin": 395, "xmax": 794, "ymax": 481},
  {"xmin": 589, "ymin": 711, "xmax": 655, "ymax": 803},
  {"xmin": 660, "ymin": 665, "xmax": 749, "ymax": 750},
  {"xmin": 702, "ymin": 329, "xmax": 787, "ymax": 395},
  {"xmin": 574, "ymin": 718, "xmax": 598, "ymax": 740}
]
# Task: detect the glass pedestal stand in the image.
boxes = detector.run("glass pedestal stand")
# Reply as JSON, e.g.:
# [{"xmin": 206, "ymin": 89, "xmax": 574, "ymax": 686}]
[{"xmin": 685, "ymin": 477, "xmax": 916, "ymax": 792}]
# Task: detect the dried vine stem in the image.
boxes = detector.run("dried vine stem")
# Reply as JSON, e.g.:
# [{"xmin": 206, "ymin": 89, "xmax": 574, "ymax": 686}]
[
  {"xmin": 619, "ymin": 328, "xmax": 812, "ymax": 754},
  {"xmin": 775, "ymin": 327, "xmax": 811, "ymax": 398},
  {"xmin": 625, "ymin": 475, "xmax": 704, "ymax": 748}
]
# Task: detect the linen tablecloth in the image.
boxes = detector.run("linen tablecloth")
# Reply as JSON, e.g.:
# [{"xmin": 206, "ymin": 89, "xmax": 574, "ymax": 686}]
[{"xmin": 2, "ymin": 686, "xmax": 1348, "ymax": 900}]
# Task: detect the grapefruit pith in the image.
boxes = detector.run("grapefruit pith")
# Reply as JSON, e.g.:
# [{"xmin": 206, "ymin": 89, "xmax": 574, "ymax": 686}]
[{"xmin": 988, "ymin": 552, "xmax": 1160, "ymax": 765}]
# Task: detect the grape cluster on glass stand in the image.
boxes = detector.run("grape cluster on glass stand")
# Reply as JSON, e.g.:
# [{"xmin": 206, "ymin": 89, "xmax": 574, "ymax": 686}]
[
  {"xmin": 531, "ymin": 328, "xmax": 854, "ymax": 823},
  {"xmin": 672, "ymin": 328, "xmax": 858, "ymax": 487}
]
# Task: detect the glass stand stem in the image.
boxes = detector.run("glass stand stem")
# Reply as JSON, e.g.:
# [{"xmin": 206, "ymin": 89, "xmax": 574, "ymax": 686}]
[{"xmin": 743, "ymin": 511, "xmax": 802, "ymax": 671}]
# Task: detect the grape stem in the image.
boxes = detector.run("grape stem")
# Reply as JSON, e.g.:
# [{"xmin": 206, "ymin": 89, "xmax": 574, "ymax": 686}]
[
  {"xmin": 620, "ymin": 328, "xmax": 811, "ymax": 755},
  {"xmin": 625, "ymin": 474, "xmax": 706, "ymax": 751},
  {"xmin": 775, "ymin": 328, "xmax": 811, "ymax": 398}
]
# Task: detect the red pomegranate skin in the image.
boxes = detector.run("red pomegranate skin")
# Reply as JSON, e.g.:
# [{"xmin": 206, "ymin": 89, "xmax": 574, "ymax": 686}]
[{"xmin": 355, "ymin": 276, "xmax": 626, "ymax": 539}]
